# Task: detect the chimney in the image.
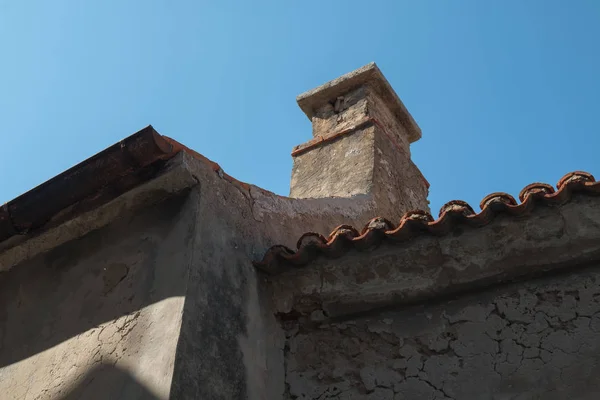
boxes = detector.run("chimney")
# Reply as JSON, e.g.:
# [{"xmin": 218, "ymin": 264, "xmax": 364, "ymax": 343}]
[{"xmin": 290, "ymin": 63, "xmax": 430, "ymax": 220}]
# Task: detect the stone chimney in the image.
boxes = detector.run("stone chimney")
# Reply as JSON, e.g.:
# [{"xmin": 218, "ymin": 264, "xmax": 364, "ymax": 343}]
[{"xmin": 290, "ymin": 62, "xmax": 430, "ymax": 220}]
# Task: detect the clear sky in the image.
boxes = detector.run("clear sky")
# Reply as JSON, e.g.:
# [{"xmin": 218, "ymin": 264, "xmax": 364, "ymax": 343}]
[{"xmin": 1, "ymin": 1, "xmax": 599, "ymax": 217}]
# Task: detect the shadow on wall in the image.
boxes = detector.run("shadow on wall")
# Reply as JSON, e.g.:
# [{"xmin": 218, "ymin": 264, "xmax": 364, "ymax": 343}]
[
  {"xmin": 59, "ymin": 363, "xmax": 160, "ymax": 400},
  {"xmin": 170, "ymin": 267, "xmax": 248, "ymax": 399},
  {"xmin": 0, "ymin": 191, "xmax": 193, "ymax": 368}
]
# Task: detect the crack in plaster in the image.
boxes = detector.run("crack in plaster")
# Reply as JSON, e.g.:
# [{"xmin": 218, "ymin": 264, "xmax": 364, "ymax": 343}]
[{"xmin": 281, "ymin": 269, "xmax": 600, "ymax": 399}]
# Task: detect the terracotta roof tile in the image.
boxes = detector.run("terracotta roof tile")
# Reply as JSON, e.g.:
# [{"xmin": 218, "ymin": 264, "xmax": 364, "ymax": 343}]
[{"xmin": 254, "ymin": 171, "xmax": 600, "ymax": 274}]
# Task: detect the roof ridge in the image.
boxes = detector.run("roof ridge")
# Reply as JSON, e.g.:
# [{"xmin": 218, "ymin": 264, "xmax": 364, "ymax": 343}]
[{"xmin": 254, "ymin": 171, "xmax": 600, "ymax": 274}]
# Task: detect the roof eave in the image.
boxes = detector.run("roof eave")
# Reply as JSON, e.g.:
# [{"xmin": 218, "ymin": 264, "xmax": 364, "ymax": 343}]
[
  {"xmin": 0, "ymin": 134, "xmax": 199, "ymax": 272},
  {"xmin": 266, "ymin": 192, "xmax": 600, "ymax": 319}
]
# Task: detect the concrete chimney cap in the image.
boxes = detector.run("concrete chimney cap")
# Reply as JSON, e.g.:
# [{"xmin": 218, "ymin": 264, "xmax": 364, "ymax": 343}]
[{"xmin": 296, "ymin": 62, "xmax": 422, "ymax": 143}]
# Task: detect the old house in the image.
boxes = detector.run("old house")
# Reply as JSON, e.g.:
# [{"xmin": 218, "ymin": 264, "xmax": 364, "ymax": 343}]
[{"xmin": 1, "ymin": 63, "xmax": 599, "ymax": 399}]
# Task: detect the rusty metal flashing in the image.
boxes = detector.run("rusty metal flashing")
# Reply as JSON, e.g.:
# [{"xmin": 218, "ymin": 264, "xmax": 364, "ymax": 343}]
[{"xmin": 0, "ymin": 126, "xmax": 180, "ymax": 243}]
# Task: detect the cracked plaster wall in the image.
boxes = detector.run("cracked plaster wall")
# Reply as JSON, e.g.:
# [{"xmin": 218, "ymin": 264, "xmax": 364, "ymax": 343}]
[
  {"xmin": 289, "ymin": 127, "xmax": 376, "ymax": 200},
  {"xmin": 0, "ymin": 193, "xmax": 195, "ymax": 400},
  {"xmin": 283, "ymin": 264, "xmax": 600, "ymax": 399},
  {"xmin": 169, "ymin": 153, "xmax": 390, "ymax": 400},
  {"xmin": 0, "ymin": 151, "xmax": 399, "ymax": 400}
]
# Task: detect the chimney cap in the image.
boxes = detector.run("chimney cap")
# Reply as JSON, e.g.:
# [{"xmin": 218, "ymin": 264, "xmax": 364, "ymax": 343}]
[{"xmin": 296, "ymin": 62, "xmax": 422, "ymax": 143}]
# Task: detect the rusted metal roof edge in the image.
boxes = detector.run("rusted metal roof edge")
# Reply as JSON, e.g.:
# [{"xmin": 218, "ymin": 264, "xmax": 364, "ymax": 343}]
[{"xmin": 0, "ymin": 125, "xmax": 179, "ymax": 243}]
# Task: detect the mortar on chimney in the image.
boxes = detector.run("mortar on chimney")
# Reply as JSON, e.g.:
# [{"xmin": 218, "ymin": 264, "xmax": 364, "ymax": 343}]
[{"xmin": 290, "ymin": 62, "xmax": 430, "ymax": 221}]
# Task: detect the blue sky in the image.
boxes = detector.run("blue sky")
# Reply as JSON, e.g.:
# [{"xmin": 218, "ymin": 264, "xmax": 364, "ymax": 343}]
[{"xmin": 1, "ymin": 1, "xmax": 599, "ymax": 216}]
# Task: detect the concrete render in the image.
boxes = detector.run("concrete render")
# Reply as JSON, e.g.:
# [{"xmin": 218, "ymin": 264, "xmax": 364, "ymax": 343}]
[
  {"xmin": 1, "ymin": 192, "xmax": 193, "ymax": 400},
  {"xmin": 0, "ymin": 152, "xmax": 383, "ymax": 400},
  {"xmin": 283, "ymin": 264, "xmax": 600, "ymax": 399},
  {"xmin": 269, "ymin": 195, "xmax": 600, "ymax": 399}
]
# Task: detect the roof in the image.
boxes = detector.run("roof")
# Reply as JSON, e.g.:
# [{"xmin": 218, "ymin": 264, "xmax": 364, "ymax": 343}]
[
  {"xmin": 3, "ymin": 124, "xmax": 598, "ymax": 278},
  {"xmin": 0, "ymin": 126, "xmax": 250, "ymax": 245},
  {"xmin": 254, "ymin": 171, "xmax": 600, "ymax": 274}
]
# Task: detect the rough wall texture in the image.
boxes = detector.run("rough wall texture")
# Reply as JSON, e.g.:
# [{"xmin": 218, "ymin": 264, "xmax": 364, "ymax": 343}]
[
  {"xmin": 283, "ymin": 264, "xmax": 600, "ymax": 400},
  {"xmin": 289, "ymin": 121, "xmax": 430, "ymax": 220},
  {"xmin": 0, "ymin": 193, "xmax": 195, "ymax": 400},
  {"xmin": 0, "ymin": 150, "xmax": 393, "ymax": 400},
  {"xmin": 289, "ymin": 82, "xmax": 429, "ymax": 218},
  {"xmin": 372, "ymin": 130, "xmax": 430, "ymax": 219},
  {"xmin": 310, "ymin": 86, "xmax": 369, "ymax": 139},
  {"xmin": 170, "ymin": 170, "xmax": 276, "ymax": 400},
  {"xmin": 170, "ymin": 152, "xmax": 387, "ymax": 400},
  {"xmin": 365, "ymin": 87, "xmax": 411, "ymax": 152},
  {"xmin": 290, "ymin": 127, "xmax": 375, "ymax": 199}
]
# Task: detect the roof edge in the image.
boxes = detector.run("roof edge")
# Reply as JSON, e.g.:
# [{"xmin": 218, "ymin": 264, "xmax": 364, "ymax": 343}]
[
  {"xmin": 0, "ymin": 125, "xmax": 181, "ymax": 243},
  {"xmin": 0, "ymin": 152, "xmax": 198, "ymax": 271},
  {"xmin": 255, "ymin": 171, "xmax": 600, "ymax": 273},
  {"xmin": 265, "ymin": 184, "xmax": 600, "ymax": 320}
]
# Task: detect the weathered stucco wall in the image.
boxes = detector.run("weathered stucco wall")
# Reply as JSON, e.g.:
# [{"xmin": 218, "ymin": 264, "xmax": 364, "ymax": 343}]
[
  {"xmin": 289, "ymin": 127, "xmax": 376, "ymax": 200},
  {"xmin": 5, "ymin": 140, "xmax": 596, "ymax": 400},
  {"xmin": 0, "ymin": 192, "xmax": 196, "ymax": 400},
  {"xmin": 283, "ymin": 263, "xmax": 600, "ymax": 399},
  {"xmin": 170, "ymin": 153, "xmax": 390, "ymax": 400},
  {"xmin": 372, "ymin": 128, "xmax": 430, "ymax": 219},
  {"xmin": 169, "ymin": 168, "xmax": 284, "ymax": 400},
  {"xmin": 0, "ymin": 151, "xmax": 391, "ymax": 400}
]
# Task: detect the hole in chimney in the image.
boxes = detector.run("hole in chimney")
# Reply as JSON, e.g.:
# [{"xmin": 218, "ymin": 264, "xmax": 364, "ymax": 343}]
[{"xmin": 333, "ymin": 96, "xmax": 345, "ymax": 113}]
